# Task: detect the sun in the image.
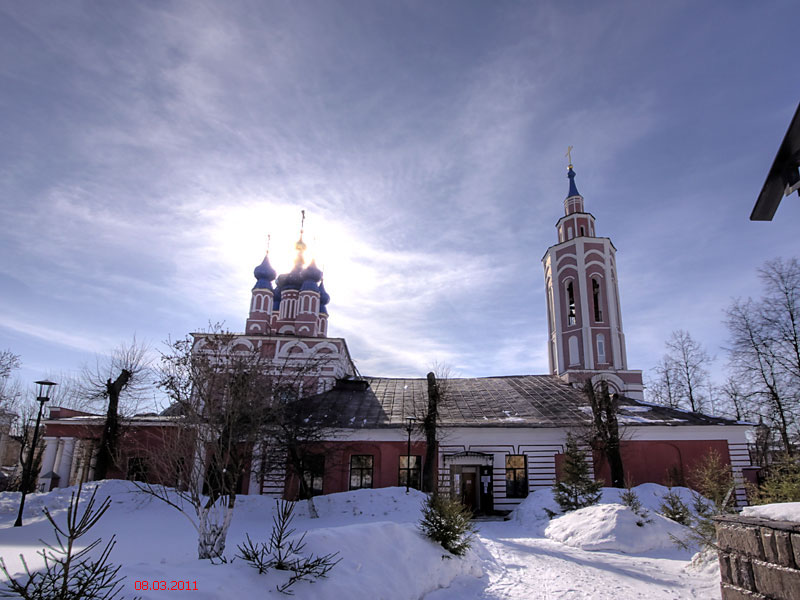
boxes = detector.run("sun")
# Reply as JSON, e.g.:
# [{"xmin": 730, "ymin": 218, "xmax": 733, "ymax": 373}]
[{"xmin": 206, "ymin": 201, "xmax": 366, "ymax": 307}]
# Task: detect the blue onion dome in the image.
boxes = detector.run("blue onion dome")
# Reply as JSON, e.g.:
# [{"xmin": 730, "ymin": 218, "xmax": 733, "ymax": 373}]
[
  {"xmin": 272, "ymin": 275, "xmax": 284, "ymax": 309},
  {"xmin": 253, "ymin": 253, "xmax": 277, "ymax": 290},
  {"xmin": 566, "ymin": 165, "xmax": 581, "ymax": 198},
  {"xmin": 319, "ymin": 281, "xmax": 330, "ymax": 307},
  {"xmin": 301, "ymin": 279, "xmax": 319, "ymax": 292},
  {"xmin": 283, "ymin": 264, "xmax": 304, "ymax": 290},
  {"xmin": 302, "ymin": 259, "xmax": 323, "ymax": 283}
]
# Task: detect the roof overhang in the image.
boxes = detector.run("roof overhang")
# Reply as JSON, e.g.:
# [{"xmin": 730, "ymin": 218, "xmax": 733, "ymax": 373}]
[{"xmin": 751, "ymin": 102, "xmax": 800, "ymax": 221}]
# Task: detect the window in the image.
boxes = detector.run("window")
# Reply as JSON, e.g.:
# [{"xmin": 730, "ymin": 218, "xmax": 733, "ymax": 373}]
[
  {"xmin": 568, "ymin": 335, "xmax": 580, "ymax": 366},
  {"xmin": 349, "ymin": 455, "xmax": 374, "ymax": 490},
  {"xmin": 566, "ymin": 281, "xmax": 576, "ymax": 326},
  {"xmin": 592, "ymin": 278, "xmax": 603, "ymax": 322},
  {"xmin": 580, "ymin": 226, "xmax": 585, "ymax": 236},
  {"xmin": 127, "ymin": 457, "xmax": 148, "ymax": 482},
  {"xmin": 567, "ymin": 226, "xmax": 573, "ymax": 239},
  {"xmin": 505, "ymin": 455, "xmax": 528, "ymax": 498},
  {"xmin": 399, "ymin": 455, "xmax": 421, "ymax": 489},
  {"xmin": 597, "ymin": 334, "xmax": 606, "ymax": 364},
  {"xmin": 301, "ymin": 455, "xmax": 325, "ymax": 498}
]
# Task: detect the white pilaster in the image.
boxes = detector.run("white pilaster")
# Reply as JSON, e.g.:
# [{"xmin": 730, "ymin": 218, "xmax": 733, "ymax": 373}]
[
  {"xmin": 57, "ymin": 437, "xmax": 76, "ymax": 487},
  {"xmin": 603, "ymin": 244, "xmax": 624, "ymax": 370},
  {"xmin": 575, "ymin": 240, "xmax": 594, "ymax": 369},
  {"xmin": 37, "ymin": 436, "xmax": 59, "ymax": 491}
]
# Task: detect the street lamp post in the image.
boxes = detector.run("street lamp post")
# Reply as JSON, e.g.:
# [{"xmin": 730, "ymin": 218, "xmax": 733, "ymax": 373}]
[
  {"xmin": 14, "ymin": 379, "xmax": 57, "ymax": 527},
  {"xmin": 405, "ymin": 416, "xmax": 416, "ymax": 493}
]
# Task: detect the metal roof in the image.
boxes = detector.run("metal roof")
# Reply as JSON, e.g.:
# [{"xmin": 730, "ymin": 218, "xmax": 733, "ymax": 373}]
[{"xmin": 307, "ymin": 375, "xmax": 741, "ymax": 429}]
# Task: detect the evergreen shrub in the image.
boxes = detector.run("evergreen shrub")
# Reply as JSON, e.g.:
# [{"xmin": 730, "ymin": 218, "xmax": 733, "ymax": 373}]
[
  {"xmin": 419, "ymin": 494, "xmax": 475, "ymax": 556},
  {"xmin": 550, "ymin": 433, "xmax": 602, "ymax": 514}
]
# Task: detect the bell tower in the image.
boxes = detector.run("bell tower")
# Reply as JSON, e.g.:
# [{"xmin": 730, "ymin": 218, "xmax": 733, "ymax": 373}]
[{"xmin": 541, "ymin": 157, "xmax": 643, "ymax": 399}]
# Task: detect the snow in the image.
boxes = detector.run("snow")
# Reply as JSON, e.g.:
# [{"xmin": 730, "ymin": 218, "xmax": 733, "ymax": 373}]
[
  {"xmin": 512, "ymin": 483, "xmax": 697, "ymax": 535},
  {"xmin": 545, "ymin": 503, "xmax": 690, "ymax": 553},
  {"xmin": 0, "ymin": 482, "xmax": 479, "ymax": 599},
  {"xmin": 742, "ymin": 502, "xmax": 800, "ymax": 522},
  {"xmin": 0, "ymin": 481, "xmax": 722, "ymax": 599}
]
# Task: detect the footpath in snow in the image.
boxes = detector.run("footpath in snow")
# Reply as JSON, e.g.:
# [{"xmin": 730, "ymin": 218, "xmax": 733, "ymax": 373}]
[{"xmin": 0, "ymin": 481, "xmax": 722, "ymax": 599}]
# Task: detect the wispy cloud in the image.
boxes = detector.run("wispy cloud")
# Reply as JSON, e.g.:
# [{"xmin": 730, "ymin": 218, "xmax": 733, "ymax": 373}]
[{"xmin": 1, "ymin": 1, "xmax": 798, "ymax": 391}]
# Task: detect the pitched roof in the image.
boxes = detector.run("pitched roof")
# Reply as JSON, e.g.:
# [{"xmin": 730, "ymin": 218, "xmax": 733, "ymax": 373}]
[{"xmin": 307, "ymin": 375, "xmax": 742, "ymax": 429}]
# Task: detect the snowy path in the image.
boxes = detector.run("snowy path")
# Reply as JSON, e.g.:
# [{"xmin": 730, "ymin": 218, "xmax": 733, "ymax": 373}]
[{"xmin": 424, "ymin": 522, "xmax": 721, "ymax": 600}]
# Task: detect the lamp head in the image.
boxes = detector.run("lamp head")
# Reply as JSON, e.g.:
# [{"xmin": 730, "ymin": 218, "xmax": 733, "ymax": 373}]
[{"xmin": 34, "ymin": 379, "xmax": 57, "ymax": 403}]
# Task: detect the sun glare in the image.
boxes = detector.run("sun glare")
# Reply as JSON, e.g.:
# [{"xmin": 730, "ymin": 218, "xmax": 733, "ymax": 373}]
[{"xmin": 208, "ymin": 202, "xmax": 367, "ymax": 306}]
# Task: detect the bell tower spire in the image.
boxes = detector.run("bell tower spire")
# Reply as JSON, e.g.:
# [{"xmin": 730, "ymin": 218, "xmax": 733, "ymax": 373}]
[{"xmin": 541, "ymin": 154, "xmax": 643, "ymax": 399}]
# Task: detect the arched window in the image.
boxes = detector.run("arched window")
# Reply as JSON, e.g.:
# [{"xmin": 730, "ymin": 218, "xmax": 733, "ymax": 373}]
[
  {"xmin": 580, "ymin": 226, "xmax": 585, "ymax": 236},
  {"xmin": 566, "ymin": 281, "xmax": 576, "ymax": 326},
  {"xmin": 597, "ymin": 334, "xmax": 606, "ymax": 364},
  {"xmin": 592, "ymin": 278, "xmax": 603, "ymax": 322},
  {"xmin": 567, "ymin": 226, "xmax": 573, "ymax": 239},
  {"xmin": 568, "ymin": 335, "xmax": 579, "ymax": 366}
]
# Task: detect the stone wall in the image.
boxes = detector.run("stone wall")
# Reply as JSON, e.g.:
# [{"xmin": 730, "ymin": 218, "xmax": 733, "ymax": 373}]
[{"xmin": 714, "ymin": 515, "xmax": 800, "ymax": 599}]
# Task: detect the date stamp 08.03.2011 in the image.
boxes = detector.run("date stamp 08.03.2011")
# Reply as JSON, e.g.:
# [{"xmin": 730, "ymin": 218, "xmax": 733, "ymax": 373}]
[{"xmin": 133, "ymin": 581, "xmax": 198, "ymax": 591}]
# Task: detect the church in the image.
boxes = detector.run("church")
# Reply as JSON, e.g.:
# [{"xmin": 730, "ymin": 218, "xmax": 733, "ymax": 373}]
[{"xmin": 41, "ymin": 163, "xmax": 753, "ymax": 511}]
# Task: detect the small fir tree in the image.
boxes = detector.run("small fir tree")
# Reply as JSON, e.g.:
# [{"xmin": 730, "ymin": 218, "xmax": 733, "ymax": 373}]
[
  {"xmin": 419, "ymin": 494, "xmax": 475, "ymax": 556},
  {"xmin": 689, "ymin": 449, "xmax": 735, "ymax": 511},
  {"xmin": 671, "ymin": 450, "xmax": 736, "ymax": 551},
  {"xmin": 236, "ymin": 499, "xmax": 340, "ymax": 595},
  {"xmin": 552, "ymin": 433, "xmax": 603, "ymax": 514},
  {"xmin": 659, "ymin": 488, "xmax": 691, "ymax": 525},
  {"xmin": 620, "ymin": 476, "xmax": 652, "ymax": 526},
  {"xmin": 0, "ymin": 483, "xmax": 131, "ymax": 600},
  {"xmin": 749, "ymin": 455, "xmax": 800, "ymax": 504}
]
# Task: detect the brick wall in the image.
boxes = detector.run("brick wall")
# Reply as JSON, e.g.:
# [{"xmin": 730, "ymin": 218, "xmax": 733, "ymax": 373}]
[{"xmin": 714, "ymin": 515, "xmax": 800, "ymax": 599}]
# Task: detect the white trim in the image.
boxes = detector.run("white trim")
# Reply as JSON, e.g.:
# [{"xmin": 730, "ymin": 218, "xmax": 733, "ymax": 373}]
[{"xmin": 576, "ymin": 240, "xmax": 593, "ymax": 369}]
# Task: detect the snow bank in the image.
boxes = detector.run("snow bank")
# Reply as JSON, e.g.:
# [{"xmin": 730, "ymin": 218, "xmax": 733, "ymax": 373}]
[
  {"xmin": 511, "ymin": 484, "xmax": 700, "ymax": 554},
  {"xmin": 545, "ymin": 503, "xmax": 691, "ymax": 553},
  {"xmin": 297, "ymin": 521, "xmax": 482, "ymax": 599},
  {"xmin": 0, "ymin": 481, "xmax": 479, "ymax": 599},
  {"xmin": 598, "ymin": 483, "xmax": 696, "ymax": 514},
  {"xmin": 512, "ymin": 483, "xmax": 696, "ymax": 529},
  {"xmin": 510, "ymin": 488, "xmax": 560, "ymax": 529},
  {"xmin": 291, "ymin": 486, "xmax": 428, "ymax": 523},
  {"xmin": 742, "ymin": 502, "xmax": 800, "ymax": 522}
]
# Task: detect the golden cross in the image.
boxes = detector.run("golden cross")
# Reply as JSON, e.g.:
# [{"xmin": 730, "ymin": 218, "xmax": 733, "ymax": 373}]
[{"xmin": 565, "ymin": 145, "xmax": 573, "ymax": 165}]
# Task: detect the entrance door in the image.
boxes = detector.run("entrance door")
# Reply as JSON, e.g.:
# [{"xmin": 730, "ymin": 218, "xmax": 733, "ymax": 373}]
[{"xmin": 461, "ymin": 472, "xmax": 477, "ymax": 513}]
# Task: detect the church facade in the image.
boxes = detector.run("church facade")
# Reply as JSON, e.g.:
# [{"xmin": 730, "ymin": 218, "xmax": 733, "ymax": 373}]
[{"xmin": 41, "ymin": 165, "xmax": 753, "ymax": 511}]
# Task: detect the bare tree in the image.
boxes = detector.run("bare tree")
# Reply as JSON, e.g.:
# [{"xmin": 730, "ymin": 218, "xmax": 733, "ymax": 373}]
[
  {"xmin": 8, "ymin": 400, "xmax": 47, "ymax": 493},
  {"xmin": 759, "ymin": 258, "xmax": 800, "ymax": 381},
  {"xmin": 584, "ymin": 380, "xmax": 624, "ymax": 488},
  {"xmin": 265, "ymin": 388, "xmax": 338, "ymax": 517},
  {"xmin": 419, "ymin": 362, "xmax": 451, "ymax": 495},
  {"xmin": 726, "ymin": 297, "xmax": 797, "ymax": 455},
  {"xmin": 717, "ymin": 376, "xmax": 756, "ymax": 422},
  {"xmin": 137, "ymin": 326, "xmax": 335, "ymax": 558},
  {"xmin": 0, "ymin": 349, "xmax": 21, "ymax": 380},
  {"xmin": 663, "ymin": 330, "xmax": 712, "ymax": 413},
  {"xmin": 0, "ymin": 349, "xmax": 21, "ymax": 412},
  {"xmin": 81, "ymin": 338, "xmax": 152, "ymax": 481},
  {"xmin": 646, "ymin": 356, "xmax": 681, "ymax": 408}
]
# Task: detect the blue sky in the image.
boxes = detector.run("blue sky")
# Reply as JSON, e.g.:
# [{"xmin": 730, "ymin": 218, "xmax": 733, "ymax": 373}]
[{"xmin": 1, "ymin": 1, "xmax": 798, "ymax": 397}]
